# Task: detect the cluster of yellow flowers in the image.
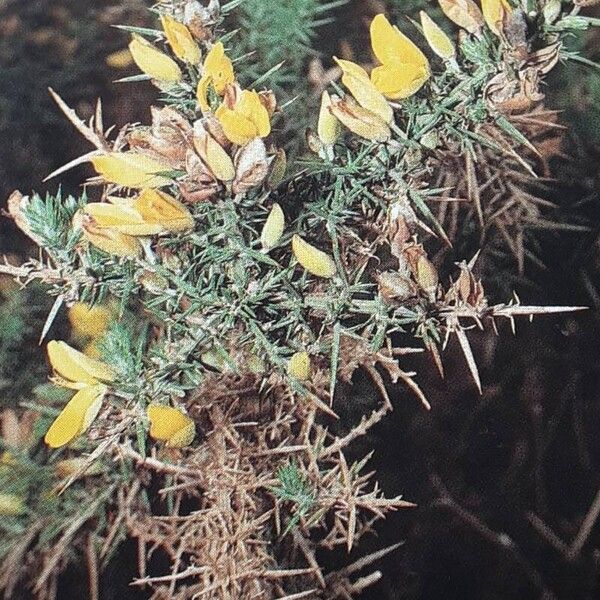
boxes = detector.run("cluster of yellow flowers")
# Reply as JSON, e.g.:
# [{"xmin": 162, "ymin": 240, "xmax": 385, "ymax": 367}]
[
  {"xmin": 43, "ymin": 341, "xmax": 194, "ymax": 449},
  {"xmin": 317, "ymin": 0, "xmax": 512, "ymax": 145}
]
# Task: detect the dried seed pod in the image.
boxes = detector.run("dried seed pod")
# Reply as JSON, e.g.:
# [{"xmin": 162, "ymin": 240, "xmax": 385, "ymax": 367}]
[
  {"xmin": 6, "ymin": 190, "xmax": 43, "ymax": 245},
  {"xmin": 232, "ymin": 138, "xmax": 269, "ymax": 195},
  {"xmin": 377, "ymin": 271, "xmax": 418, "ymax": 303},
  {"xmin": 193, "ymin": 120, "xmax": 235, "ymax": 182}
]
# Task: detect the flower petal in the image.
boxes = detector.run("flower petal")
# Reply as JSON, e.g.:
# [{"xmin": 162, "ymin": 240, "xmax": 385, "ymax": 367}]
[
  {"xmin": 128, "ymin": 34, "xmax": 182, "ymax": 82},
  {"xmin": 44, "ymin": 384, "xmax": 107, "ymax": 448},
  {"xmin": 47, "ymin": 340, "xmax": 115, "ymax": 385},
  {"xmin": 147, "ymin": 404, "xmax": 195, "ymax": 447},
  {"xmin": 370, "ymin": 14, "xmax": 428, "ymax": 68},
  {"xmin": 261, "ymin": 203, "xmax": 285, "ymax": 250}
]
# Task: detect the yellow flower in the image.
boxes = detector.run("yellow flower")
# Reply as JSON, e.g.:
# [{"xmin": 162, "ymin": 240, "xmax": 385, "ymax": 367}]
[
  {"xmin": 147, "ymin": 404, "xmax": 195, "ymax": 448},
  {"xmin": 105, "ymin": 48, "xmax": 134, "ymax": 69},
  {"xmin": 47, "ymin": 340, "xmax": 115, "ymax": 388},
  {"xmin": 0, "ymin": 493, "xmax": 25, "ymax": 516},
  {"xmin": 420, "ymin": 11, "xmax": 456, "ymax": 60},
  {"xmin": 438, "ymin": 0, "xmax": 485, "ymax": 36},
  {"xmin": 203, "ymin": 42, "xmax": 235, "ymax": 94},
  {"xmin": 317, "ymin": 90, "xmax": 342, "ymax": 145},
  {"xmin": 84, "ymin": 190, "xmax": 194, "ymax": 235},
  {"xmin": 68, "ymin": 303, "xmax": 112, "ymax": 339},
  {"xmin": 260, "ymin": 203, "xmax": 285, "ymax": 250},
  {"xmin": 215, "ymin": 90, "xmax": 271, "ymax": 146},
  {"xmin": 91, "ymin": 153, "xmax": 172, "ymax": 189},
  {"xmin": 77, "ymin": 212, "xmax": 143, "ymax": 258},
  {"xmin": 328, "ymin": 95, "xmax": 391, "ymax": 142},
  {"xmin": 196, "ymin": 41, "xmax": 235, "ymax": 110},
  {"xmin": 44, "ymin": 384, "xmax": 107, "ymax": 448},
  {"xmin": 481, "ymin": 0, "xmax": 512, "ymax": 36},
  {"xmin": 288, "ymin": 351, "xmax": 311, "ymax": 381},
  {"xmin": 334, "ymin": 58, "xmax": 393, "ymax": 124},
  {"xmin": 369, "ymin": 14, "xmax": 430, "ymax": 100},
  {"xmin": 128, "ymin": 34, "xmax": 182, "ymax": 82},
  {"xmin": 292, "ymin": 234, "xmax": 336, "ymax": 279},
  {"xmin": 193, "ymin": 121, "xmax": 236, "ymax": 182},
  {"xmin": 161, "ymin": 14, "xmax": 201, "ymax": 64}
]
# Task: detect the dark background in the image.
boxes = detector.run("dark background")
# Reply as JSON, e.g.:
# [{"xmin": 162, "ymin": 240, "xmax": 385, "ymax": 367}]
[{"xmin": 2, "ymin": 1, "xmax": 600, "ymax": 599}]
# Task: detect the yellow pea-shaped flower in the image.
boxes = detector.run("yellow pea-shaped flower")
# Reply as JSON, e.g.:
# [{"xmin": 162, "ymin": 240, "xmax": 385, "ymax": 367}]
[
  {"xmin": 77, "ymin": 212, "xmax": 143, "ymax": 258},
  {"xmin": 334, "ymin": 58, "xmax": 393, "ymax": 125},
  {"xmin": 202, "ymin": 42, "xmax": 235, "ymax": 95},
  {"xmin": 133, "ymin": 189, "xmax": 194, "ymax": 233},
  {"xmin": 161, "ymin": 14, "xmax": 201, "ymax": 64},
  {"xmin": 91, "ymin": 153, "xmax": 172, "ymax": 189},
  {"xmin": 260, "ymin": 203, "xmax": 285, "ymax": 250},
  {"xmin": 83, "ymin": 202, "xmax": 162, "ymax": 236},
  {"xmin": 215, "ymin": 90, "xmax": 271, "ymax": 146},
  {"xmin": 44, "ymin": 384, "xmax": 107, "ymax": 448},
  {"xmin": 47, "ymin": 340, "xmax": 115, "ymax": 387},
  {"xmin": 481, "ymin": 0, "xmax": 512, "ymax": 37},
  {"xmin": 420, "ymin": 11, "xmax": 456, "ymax": 60},
  {"xmin": 368, "ymin": 14, "xmax": 430, "ymax": 101},
  {"xmin": 68, "ymin": 303, "xmax": 112, "ymax": 339},
  {"xmin": 128, "ymin": 34, "xmax": 182, "ymax": 82},
  {"xmin": 317, "ymin": 91, "xmax": 341, "ymax": 146},
  {"xmin": 147, "ymin": 404, "xmax": 195, "ymax": 448},
  {"xmin": 292, "ymin": 234, "xmax": 336, "ymax": 279},
  {"xmin": 438, "ymin": 0, "xmax": 485, "ymax": 36},
  {"xmin": 288, "ymin": 351, "xmax": 311, "ymax": 381}
]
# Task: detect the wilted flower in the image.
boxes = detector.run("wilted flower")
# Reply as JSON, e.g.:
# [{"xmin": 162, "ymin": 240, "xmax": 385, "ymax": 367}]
[
  {"xmin": 328, "ymin": 94, "xmax": 391, "ymax": 142},
  {"xmin": 260, "ymin": 203, "xmax": 285, "ymax": 250},
  {"xmin": 288, "ymin": 351, "xmax": 311, "ymax": 381},
  {"xmin": 44, "ymin": 384, "xmax": 107, "ymax": 448},
  {"xmin": 369, "ymin": 14, "xmax": 430, "ymax": 100},
  {"xmin": 215, "ymin": 89, "xmax": 271, "ymax": 146},
  {"xmin": 438, "ymin": 0, "xmax": 484, "ymax": 36},
  {"xmin": 161, "ymin": 14, "xmax": 201, "ymax": 64},
  {"xmin": 292, "ymin": 234, "xmax": 336, "ymax": 279},
  {"xmin": 128, "ymin": 34, "xmax": 182, "ymax": 83},
  {"xmin": 147, "ymin": 404, "xmax": 195, "ymax": 448},
  {"xmin": 420, "ymin": 11, "xmax": 456, "ymax": 60},
  {"xmin": 232, "ymin": 137, "xmax": 269, "ymax": 194},
  {"xmin": 91, "ymin": 153, "xmax": 173, "ymax": 189}
]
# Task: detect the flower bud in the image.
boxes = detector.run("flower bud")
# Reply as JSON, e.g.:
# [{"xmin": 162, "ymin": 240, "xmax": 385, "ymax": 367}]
[
  {"xmin": 420, "ymin": 11, "xmax": 456, "ymax": 60},
  {"xmin": 317, "ymin": 91, "xmax": 341, "ymax": 145},
  {"xmin": 292, "ymin": 234, "xmax": 336, "ymax": 278},
  {"xmin": 128, "ymin": 34, "xmax": 182, "ymax": 82},
  {"xmin": 260, "ymin": 203, "xmax": 285, "ymax": 250},
  {"xmin": 288, "ymin": 351, "xmax": 311, "ymax": 380},
  {"xmin": 147, "ymin": 404, "xmax": 195, "ymax": 448}
]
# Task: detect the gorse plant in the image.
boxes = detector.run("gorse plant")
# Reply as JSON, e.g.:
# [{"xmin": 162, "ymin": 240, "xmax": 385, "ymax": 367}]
[{"xmin": 0, "ymin": 0, "xmax": 597, "ymax": 598}]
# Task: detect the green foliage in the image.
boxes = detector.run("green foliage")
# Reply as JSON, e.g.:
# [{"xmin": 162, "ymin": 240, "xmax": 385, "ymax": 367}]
[
  {"xmin": 272, "ymin": 461, "xmax": 316, "ymax": 534},
  {"xmin": 23, "ymin": 190, "xmax": 84, "ymax": 260}
]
